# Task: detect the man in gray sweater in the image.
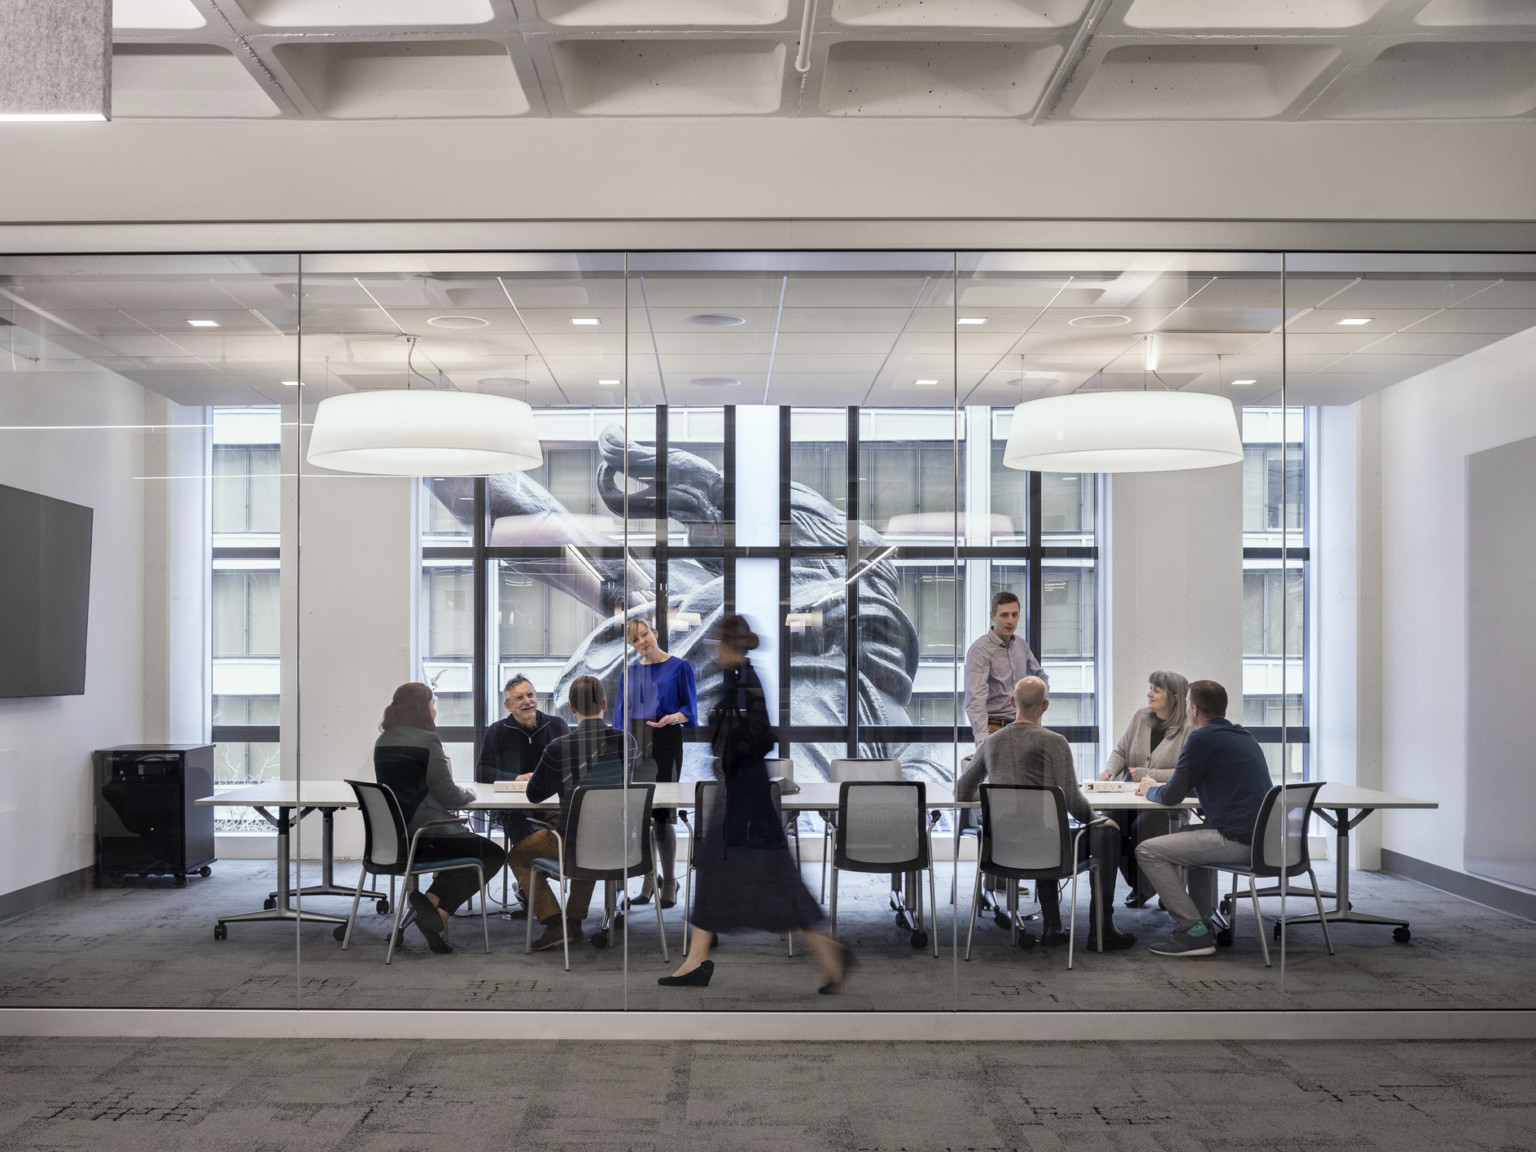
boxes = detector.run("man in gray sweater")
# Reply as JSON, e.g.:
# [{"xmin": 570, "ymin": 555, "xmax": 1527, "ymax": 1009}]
[{"xmin": 957, "ymin": 677, "xmax": 1134, "ymax": 951}]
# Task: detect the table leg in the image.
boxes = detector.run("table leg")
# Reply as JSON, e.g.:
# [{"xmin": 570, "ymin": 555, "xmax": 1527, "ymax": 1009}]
[
  {"xmin": 216, "ymin": 806, "xmax": 348, "ymax": 938},
  {"xmin": 1278, "ymin": 807, "xmax": 1412, "ymax": 939},
  {"xmin": 270, "ymin": 807, "xmax": 385, "ymax": 904}
]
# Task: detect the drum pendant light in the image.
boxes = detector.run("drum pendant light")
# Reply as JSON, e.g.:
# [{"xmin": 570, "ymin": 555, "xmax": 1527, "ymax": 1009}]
[
  {"xmin": 307, "ymin": 337, "xmax": 542, "ymax": 476},
  {"xmin": 1002, "ymin": 390, "xmax": 1243, "ymax": 474}
]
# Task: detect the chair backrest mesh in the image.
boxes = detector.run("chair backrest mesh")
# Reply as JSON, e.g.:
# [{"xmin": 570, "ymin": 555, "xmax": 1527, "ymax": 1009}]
[
  {"xmin": 830, "ymin": 758, "xmax": 901, "ymax": 783},
  {"xmin": 763, "ymin": 758, "xmax": 793, "ymax": 781},
  {"xmin": 981, "ymin": 785, "xmax": 1066, "ymax": 872},
  {"xmin": 1254, "ymin": 782, "xmax": 1321, "ymax": 875},
  {"xmin": 695, "ymin": 780, "xmax": 723, "ymax": 828},
  {"xmin": 568, "ymin": 785, "xmax": 651, "ymax": 876},
  {"xmin": 373, "ymin": 746, "xmax": 431, "ymax": 824},
  {"xmin": 839, "ymin": 782, "xmax": 923, "ymax": 867},
  {"xmin": 348, "ymin": 779, "xmax": 406, "ymax": 869}
]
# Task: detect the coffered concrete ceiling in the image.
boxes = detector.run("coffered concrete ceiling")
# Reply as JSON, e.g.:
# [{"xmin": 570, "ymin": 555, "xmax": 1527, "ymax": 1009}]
[{"xmin": 106, "ymin": 0, "xmax": 1536, "ymax": 121}]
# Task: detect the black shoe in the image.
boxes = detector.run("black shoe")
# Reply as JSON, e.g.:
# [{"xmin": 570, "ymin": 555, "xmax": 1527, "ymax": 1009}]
[
  {"xmin": 1095, "ymin": 928, "xmax": 1137, "ymax": 951},
  {"xmin": 658, "ymin": 881, "xmax": 678, "ymax": 910},
  {"xmin": 659, "ymin": 960, "xmax": 714, "ymax": 987},
  {"xmin": 1014, "ymin": 929, "xmax": 1037, "ymax": 951},
  {"xmin": 408, "ymin": 892, "xmax": 452, "ymax": 953},
  {"xmin": 1038, "ymin": 925, "xmax": 1069, "ymax": 948},
  {"xmin": 532, "ymin": 918, "xmax": 572, "ymax": 952},
  {"xmin": 627, "ymin": 889, "xmax": 652, "ymax": 907},
  {"xmin": 504, "ymin": 905, "xmax": 529, "ymax": 921},
  {"xmin": 1124, "ymin": 891, "xmax": 1152, "ymax": 908},
  {"xmin": 818, "ymin": 945, "xmax": 856, "ymax": 994}
]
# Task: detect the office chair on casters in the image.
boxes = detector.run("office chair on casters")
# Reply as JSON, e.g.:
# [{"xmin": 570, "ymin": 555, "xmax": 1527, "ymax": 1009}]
[
  {"xmin": 339, "ymin": 779, "xmax": 491, "ymax": 964},
  {"xmin": 964, "ymin": 784, "xmax": 1108, "ymax": 970},
  {"xmin": 819, "ymin": 759, "xmax": 905, "ymax": 909},
  {"xmin": 524, "ymin": 784, "xmax": 668, "ymax": 972},
  {"xmin": 681, "ymin": 780, "xmax": 795, "ymax": 957},
  {"xmin": 1213, "ymin": 782, "xmax": 1336, "ymax": 967},
  {"xmin": 829, "ymin": 781, "xmax": 940, "ymax": 955},
  {"xmin": 763, "ymin": 758, "xmax": 802, "ymax": 869}
]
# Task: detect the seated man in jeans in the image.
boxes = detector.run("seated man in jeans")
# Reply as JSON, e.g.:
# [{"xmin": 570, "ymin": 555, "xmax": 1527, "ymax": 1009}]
[
  {"xmin": 1134, "ymin": 679, "xmax": 1272, "ymax": 958},
  {"xmin": 511, "ymin": 675, "xmax": 634, "ymax": 953}
]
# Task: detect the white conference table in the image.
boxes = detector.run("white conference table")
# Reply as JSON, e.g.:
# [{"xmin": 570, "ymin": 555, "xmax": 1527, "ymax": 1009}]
[{"xmin": 198, "ymin": 779, "xmax": 1433, "ymax": 942}]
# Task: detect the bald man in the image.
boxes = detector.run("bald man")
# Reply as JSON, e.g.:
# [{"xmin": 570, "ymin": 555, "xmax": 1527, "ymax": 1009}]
[{"xmin": 956, "ymin": 677, "xmax": 1134, "ymax": 952}]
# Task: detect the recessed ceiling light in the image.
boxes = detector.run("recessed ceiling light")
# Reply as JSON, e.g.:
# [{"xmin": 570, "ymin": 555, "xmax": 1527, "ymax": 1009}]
[
  {"xmin": 1337, "ymin": 317, "xmax": 1373, "ymax": 326},
  {"xmin": 690, "ymin": 377, "xmax": 741, "ymax": 388},
  {"xmin": 957, "ymin": 317, "xmax": 988, "ymax": 325},
  {"xmin": 687, "ymin": 313, "xmax": 747, "ymax": 327},
  {"xmin": 570, "ymin": 317, "xmax": 601, "ymax": 326},
  {"xmin": 280, "ymin": 380, "xmax": 302, "ymax": 387},
  {"xmin": 0, "ymin": 113, "xmax": 106, "ymax": 122},
  {"xmin": 186, "ymin": 319, "xmax": 220, "ymax": 327},
  {"xmin": 1232, "ymin": 379, "xmax": 1258, "ymax": 386},
  {"xmin": 914, "ymin": 379, "xmax": 939, "ymax": 387},
  {"xmin": 598, "ymin": 379, "xmax": 621, "ymax": 386},
  {"xmin": 477, "ymin": 377, "xmax": 530, "ymax": 389},
  {"xmin": 428, "ymin": 315, "xmax": 490, "ymax": 330},
  {"xmin": 1067, "ymin": 313, "xmax": 1133, "ymax": 329}
]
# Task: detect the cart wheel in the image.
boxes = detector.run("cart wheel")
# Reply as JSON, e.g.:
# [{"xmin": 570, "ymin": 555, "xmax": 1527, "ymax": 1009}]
[
  {"xmin": 262, "ymin": 897, "xmax": 277, "ymax": 911},
  {"xmin": 199, "ymin": 866, "xmax": 212, "ymax": 879},
  {"xmin": 376, "ymin": 898, "xmax": 391, "ymax": 915},
  {"xmin": 1393, "ymin": 926, "xmax": 1411, "ymax": 944},
  {"xmin": 175, "ymin": 874, "xmax": 187, "ymax": 889},
  {"xmin": 590, "ymin": 929, "xmax": 611, "ymax": 949},
  {"xmin": 1216, "ymin": 928, "xmax": 1233, "ymax": 947},
  {"xmin": 213, "ymin": 923, "xmax": 227, "ymax": 941},
  {"xmin": 910, "ymin": 930, "xmax": 928, "ymax": 949}
]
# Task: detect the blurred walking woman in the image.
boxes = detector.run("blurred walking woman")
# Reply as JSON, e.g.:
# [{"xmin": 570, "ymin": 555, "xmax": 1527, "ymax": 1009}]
[
  {"xmin": 614, "ymin": 618, "xmax": 697, "ymax": 907},
  {"xmin": 375, "ymin": 683, "xmax": 506, "ymax": 954},
  {"xmin": 658, "ymin": 615, "xmax": 848, "ymax": 993},
  {"xmin": 1098, "ymin": 669, "xmax": 1191, "ymax": 906}
]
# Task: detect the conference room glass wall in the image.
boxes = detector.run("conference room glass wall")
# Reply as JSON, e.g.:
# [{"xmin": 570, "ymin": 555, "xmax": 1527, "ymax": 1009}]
[{"xmin": 3, "ymin": 247, "xmax": 1533, "ymax": 1017}]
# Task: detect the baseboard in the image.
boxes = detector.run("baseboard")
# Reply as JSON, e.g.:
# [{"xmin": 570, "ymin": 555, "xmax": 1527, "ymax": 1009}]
[
  {"xmin": 1, "ymin": 1008, "xmax": 1532, "ymax": 1042},
  {"xmin": 1381, "ymin": 849, "xmax": 1536, "ymax": 922},
  {"xmin": 0, "ymin": 866, "xmax": 93, "ymax": 926}
]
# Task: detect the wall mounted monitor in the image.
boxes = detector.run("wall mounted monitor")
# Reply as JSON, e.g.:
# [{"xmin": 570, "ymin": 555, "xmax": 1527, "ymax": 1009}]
[{"xmin": 0, "ymin": 483, "xmax": 93, "ymax": 698}]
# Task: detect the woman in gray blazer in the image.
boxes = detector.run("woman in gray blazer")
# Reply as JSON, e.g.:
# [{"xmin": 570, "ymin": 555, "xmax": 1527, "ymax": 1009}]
[{"xmin": 1098, "ymin": 670, "xmax": 1190, "ymax": 907}]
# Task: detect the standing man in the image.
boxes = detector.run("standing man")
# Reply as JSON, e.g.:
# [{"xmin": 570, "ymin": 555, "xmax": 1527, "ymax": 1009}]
[
  {"xmin": 475, "ymin": 675, "xmax": 569, "ymax": 914},
  {"xmin": 965, "ymin": 591, "xmax": 1048, "ymax": 747},
  {"xmin": 1133, "ymin": 680, "xmax": 1273, "ymax": 958}
]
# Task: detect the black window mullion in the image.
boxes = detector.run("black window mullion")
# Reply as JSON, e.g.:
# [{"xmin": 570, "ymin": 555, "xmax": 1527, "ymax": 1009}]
[
  {"xmin": 655, "ymin": 404, "xmax": 669, "ymax": 643},
  {"xmin": 472, "ymin": 478, "xmax": 488, "ymax": 757},
  {"xmin": 1027, "ymin": 470, "xmax": 1043, "ymax": 660},
  {"xmin": 845, "ymin": 406, "xmax": 859, "ymax": 758},
  {"xmin": 722, "ymin": 405, "xmax": 736, "ymax": 615},
  {"xmin": 778, "ymin": 406, "xmax": 793, "ymax": 757}
]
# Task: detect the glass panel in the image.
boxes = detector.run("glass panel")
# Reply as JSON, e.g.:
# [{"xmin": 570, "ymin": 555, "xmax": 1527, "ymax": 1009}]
[{"xmin": 0, "ymin": 253, "xmax": 299, "ymax": 1010}]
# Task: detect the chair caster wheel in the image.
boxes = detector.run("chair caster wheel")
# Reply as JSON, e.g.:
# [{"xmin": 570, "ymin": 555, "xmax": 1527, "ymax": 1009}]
[
  {"xmin": 376, "ymin": 898, "xmax": 391, "ymax": 915},
  {"xmin": 1216, "ymin": 929, "xmax": 1233, "ymax": 947},
  {"xmin": 1393, "ymin": 926, "xmax": 1411, "ymax": 943},
  {"xmin": 213, "ymin": 924, "xmax": 227, "ymax": 941},
  {"xmin": 895, "ymin": 911, "xmax": 913, "ymax": 931},
  {"xmin": 199, "ymin": 866, "xmax": 212, "ymax": 878},
  {"xmin": 262, "ymin": 897, "xmax": 277, "ymax": 911},
  {"xmin": 591, "ymin": 930, "xmax": 611, "ymax": 949},
  {"xmin": 333, "ymin": 925, "xmax": 347, "ymax": 943},
  {"xmin": 910, "ymin": 930, "xmax": 928, "ymax": 949}
]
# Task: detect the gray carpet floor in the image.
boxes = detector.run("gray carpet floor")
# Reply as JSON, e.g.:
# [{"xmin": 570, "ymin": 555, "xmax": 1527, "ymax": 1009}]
[
  {"xmin": 0, "ymin": 1037, "xmax": 1532, "ymax": 1151},
  {"xmin": 1, "ymin": 858, "xmax": 1532, "ymax": 1012}
]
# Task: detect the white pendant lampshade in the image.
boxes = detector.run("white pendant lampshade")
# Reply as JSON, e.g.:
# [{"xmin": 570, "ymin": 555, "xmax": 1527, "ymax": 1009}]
[
  {"xmin": 1003, "ymin": 390, "xmax": 1242, "ymax": 474},
  {"xmin": 307, "ymin": 390, "xmax": 543, "ymax": 476}
]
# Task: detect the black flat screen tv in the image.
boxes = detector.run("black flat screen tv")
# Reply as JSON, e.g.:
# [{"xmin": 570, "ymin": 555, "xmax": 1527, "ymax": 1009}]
[{"xmin": 0, "ymin": 483, "xmax": 93, "ymax": 698}]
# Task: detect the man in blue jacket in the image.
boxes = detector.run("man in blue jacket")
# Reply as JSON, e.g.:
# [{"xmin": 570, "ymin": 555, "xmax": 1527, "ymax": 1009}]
[{"xmin": 1133, "ymin": 680, "xmax": 1272, "ymax": 958}]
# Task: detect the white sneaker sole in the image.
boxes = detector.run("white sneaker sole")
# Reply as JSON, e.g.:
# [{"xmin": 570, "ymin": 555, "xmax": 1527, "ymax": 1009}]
[{"xmin": 1150, "ymin": 941, "xmax": 1216, "ymax": 957}]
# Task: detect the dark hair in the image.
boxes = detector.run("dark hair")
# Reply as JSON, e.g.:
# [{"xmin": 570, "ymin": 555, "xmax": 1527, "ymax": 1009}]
[
  {"xmin": 707, "ymin": 612, "xmax": 760, "ymax": 653},
  {"xmin": 381, "ymin": 682, "xmax": 435, "ymax": 732},
  {"xmin": 1187, "ymin": 680, "xmax": 1227, "ymax": 719},
  {"xmin": 568, "ymin": 675, "xmax": 606, "ymax": 717},
  {"xmin": 503, "ymin": 675, "xmax": 533, "ymax": 695},
  {"xmin": 990, "ymin": 591, "xmax": 1020, "ymax": 615}
]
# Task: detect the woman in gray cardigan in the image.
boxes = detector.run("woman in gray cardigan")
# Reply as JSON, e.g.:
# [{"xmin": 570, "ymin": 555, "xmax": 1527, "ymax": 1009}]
[
  {"xmin": 1098, "ymin": 670, "xmax": 1190, "ymax": 907},
  {"xmin": 375, "ymin": 683, "xmax": 506, "ymax": 954}
]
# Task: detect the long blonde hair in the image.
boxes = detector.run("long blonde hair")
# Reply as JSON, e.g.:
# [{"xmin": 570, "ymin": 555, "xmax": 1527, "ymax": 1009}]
[{"xmin": 1148, "ymin": 670, "xmax": 1190, "ymax": 734}]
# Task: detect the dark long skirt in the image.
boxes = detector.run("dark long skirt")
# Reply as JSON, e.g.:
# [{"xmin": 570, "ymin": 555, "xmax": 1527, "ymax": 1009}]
[{"xmin": 689, "ymin": 759, "xmax": 824, "ymax": 935}]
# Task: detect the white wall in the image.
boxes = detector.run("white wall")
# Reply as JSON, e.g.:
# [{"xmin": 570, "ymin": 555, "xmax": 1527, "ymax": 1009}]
[
  {"xmin": 1107, "ymin": 462, "xmax": 1244, "ymax": 748},
  {"xmin": 0, "ymin": 365, "xmax": 149, "ymax": 898},
  {"xmin": 1378, "ymin": 324, "xmax": 1536, "ymax": 878}
]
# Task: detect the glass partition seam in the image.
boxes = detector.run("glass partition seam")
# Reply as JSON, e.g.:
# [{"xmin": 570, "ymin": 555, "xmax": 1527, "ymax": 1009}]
[
  {"xmin": 294, "ymin": 252, "xmax": 304, "ymax": 1008},
  {"xmin": 622, "ymin": 251, "xmax": 631, "ymax": 1006},
  {"xmin": 951, "ymin": 249, "xmax": 961, "ymax": 999},
  {"xmin": 1280, "ymin": 250, "xmax": 1289, "ymax": 1004},
  {"xmin": 845, "ymin": 405, "xmax": 860, "ymax": 758}
]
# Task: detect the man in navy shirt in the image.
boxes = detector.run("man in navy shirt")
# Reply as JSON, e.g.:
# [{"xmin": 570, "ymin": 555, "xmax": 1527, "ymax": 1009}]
[{"xmin": 1133, "ymin": 680, "xmax": 1272, "ymax": 957}]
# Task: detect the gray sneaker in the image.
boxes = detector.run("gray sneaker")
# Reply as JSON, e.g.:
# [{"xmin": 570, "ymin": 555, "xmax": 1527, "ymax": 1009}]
[{"xmin": 1149, "ymin": 923, "xmax": 1217, "ymax": 957}]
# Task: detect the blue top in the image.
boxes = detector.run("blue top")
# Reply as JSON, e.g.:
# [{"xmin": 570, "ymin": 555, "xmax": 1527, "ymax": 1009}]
[
  {"xmin": 612, "ymin": 656, "xmax": 698, "ymax": 730},
  {"xmin": 1145, "ymin": 717, "xmax": 1272, "ymax": 844}
]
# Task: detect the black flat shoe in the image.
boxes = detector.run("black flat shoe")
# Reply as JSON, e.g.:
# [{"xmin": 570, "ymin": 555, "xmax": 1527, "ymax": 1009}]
[
  {"xmin": 818, "ymin": 944, "xmax": 856, "ymax": 994},
  {"xmin": 1124, "ymin": 892, "xmax": 1152, "ymax": 909},
  {"xmin": 658, "ymin": 960, "xmax": 713, "ymax": 987}
]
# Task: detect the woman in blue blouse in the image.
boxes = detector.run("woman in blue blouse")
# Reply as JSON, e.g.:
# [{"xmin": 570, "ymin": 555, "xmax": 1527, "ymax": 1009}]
[{"xmin": 614, "ymin": 618, "xmax": 698, "ymax": 907}]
